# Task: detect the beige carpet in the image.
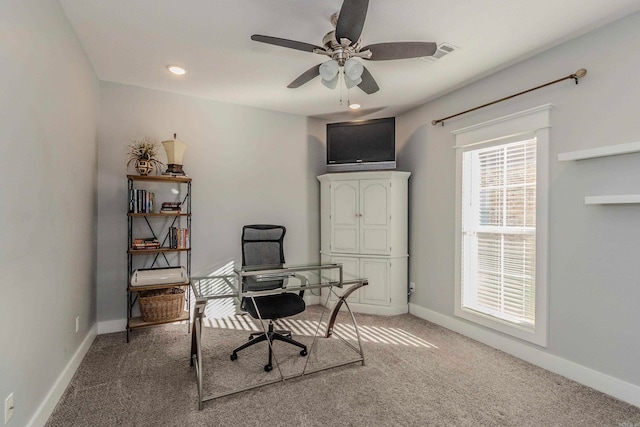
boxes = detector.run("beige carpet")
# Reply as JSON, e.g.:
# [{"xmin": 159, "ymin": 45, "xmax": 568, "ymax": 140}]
[{"xmin": 46, "ymin": 307, "xmax": 640, "ymax": 426}]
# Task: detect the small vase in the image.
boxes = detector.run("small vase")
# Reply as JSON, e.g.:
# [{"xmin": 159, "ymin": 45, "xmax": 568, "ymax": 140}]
[{"xmin": 135, "ymin": 159, "xmax": 153, "ymax": 176}]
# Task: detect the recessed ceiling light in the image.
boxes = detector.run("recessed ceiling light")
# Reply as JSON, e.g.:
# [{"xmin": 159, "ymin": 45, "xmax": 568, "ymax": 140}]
[
  {"xmin": 167, "ymin": 65, "xmax": 186, "ymax": 75},
  {"xmin": 349, "ymin": 103, "xmax": 361, "ymax": 110}
]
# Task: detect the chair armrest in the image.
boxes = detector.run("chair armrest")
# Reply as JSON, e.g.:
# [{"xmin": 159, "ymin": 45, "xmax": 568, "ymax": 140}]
[{"xmin": 291, "ymin": 273, "xmax": 309, "ymax": 298}]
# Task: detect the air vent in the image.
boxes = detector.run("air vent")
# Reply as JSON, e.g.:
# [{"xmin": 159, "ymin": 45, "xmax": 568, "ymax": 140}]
[{"xmin": 421, "ymin": 42, "xmax": 458, "ymax": 63}]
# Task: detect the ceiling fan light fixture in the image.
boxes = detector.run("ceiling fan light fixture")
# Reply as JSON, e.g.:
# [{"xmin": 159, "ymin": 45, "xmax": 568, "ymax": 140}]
[
  {"xmin": 344, "ymin": 76, "xmax": 362, "ymax": 89},
  {"xmin": 344, "ymin": 58, "xmax": 364, "ymax": 80},
  {"xmin": 319, "ymin": 60, "xmax": 339, "ymax": 81},
  {"xmin": 321, "ymin": 75, "xmax": 339, "ymax": 89}
]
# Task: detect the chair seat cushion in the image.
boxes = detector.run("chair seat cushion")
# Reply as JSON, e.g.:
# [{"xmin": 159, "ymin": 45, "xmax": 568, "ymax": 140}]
[{"xmin": 243, "ymin": 293, "xmax": 306, "ymax": 320}]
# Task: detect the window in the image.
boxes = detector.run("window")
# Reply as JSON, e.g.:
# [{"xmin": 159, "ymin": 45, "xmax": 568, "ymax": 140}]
[
  {"xmin": 462, "ymin": 138, "xmax": 536, "ymax": 326},
  {"xmin": 453, "ymin": 105, "xmax": 550, "ymax": 346}
]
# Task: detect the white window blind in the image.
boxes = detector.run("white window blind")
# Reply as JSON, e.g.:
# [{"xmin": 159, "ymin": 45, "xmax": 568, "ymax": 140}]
[{"xmin": 461, "ymin": 138, "xmax": 537, "ymax": 328}]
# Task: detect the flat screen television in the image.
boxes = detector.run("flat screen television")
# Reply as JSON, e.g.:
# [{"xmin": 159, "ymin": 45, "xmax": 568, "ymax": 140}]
[{"xmin": 326, "ymin": 117, "xmax": 396, "ymax": 172}]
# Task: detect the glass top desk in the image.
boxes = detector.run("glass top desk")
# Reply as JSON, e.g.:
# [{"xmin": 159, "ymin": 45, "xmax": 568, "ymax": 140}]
[{"xmin": 190, "ymin": 263, "xmax": 368, "ymax": 410}]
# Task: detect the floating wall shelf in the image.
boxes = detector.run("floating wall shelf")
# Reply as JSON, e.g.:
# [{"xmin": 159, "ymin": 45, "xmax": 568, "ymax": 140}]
[
  {"xmin": 558, "ymin": 141, "xmax": 640, "ymax": 161},
  {"xmin": 584, "ymin": 195, "xmax": 640, "ymax": 205}
]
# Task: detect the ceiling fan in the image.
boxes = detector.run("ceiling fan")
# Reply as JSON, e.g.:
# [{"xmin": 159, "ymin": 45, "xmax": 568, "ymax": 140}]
[{"xmin": 251, "ymin": 0, "xmax": 437, "ymax": 94}]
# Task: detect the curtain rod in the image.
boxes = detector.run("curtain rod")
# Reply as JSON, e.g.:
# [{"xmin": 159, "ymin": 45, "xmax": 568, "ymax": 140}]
[{"xmin": 431, "ymin": 68, "xmax": 587, "ymax": 126}]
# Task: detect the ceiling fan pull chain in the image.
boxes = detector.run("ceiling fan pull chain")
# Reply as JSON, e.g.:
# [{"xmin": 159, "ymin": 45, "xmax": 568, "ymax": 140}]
[{"xmin": 339, "ymin": 71, "xmax": 344, "ymax": 105}]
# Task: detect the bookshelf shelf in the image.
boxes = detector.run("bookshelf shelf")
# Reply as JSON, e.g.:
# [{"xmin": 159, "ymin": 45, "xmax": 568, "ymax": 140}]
[
  {"xmin": 128, "ymin": 282, "xmax": 189, "ymax": 292},
  {"xmin": 126, "ymin": 175, "xmax": 192, "ymax": 342},
  {"xmin": 128, "ymin": 311, "xmax": 190, "ymax": 329},
  {"xmin": 128, "ymin": 247, "xmax": 190, "ymax": 254},
  {"xmin": 128, "ymin": 212, "xmax": 190, "ymax": 217},
  {"xmin": 126, "ymin": 174, "xmax": 191, "ymax": 183}
]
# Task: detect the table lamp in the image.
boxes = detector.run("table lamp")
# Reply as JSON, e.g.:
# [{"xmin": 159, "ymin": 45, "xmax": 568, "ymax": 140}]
[{"xmin": 162, "ymin": 133, "xmax": 188, "ymax": 175}]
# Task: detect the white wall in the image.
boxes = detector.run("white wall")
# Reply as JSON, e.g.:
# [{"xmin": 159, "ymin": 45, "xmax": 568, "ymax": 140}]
[
  {"xmin": 398, "ymin": 12, "xmax": 640, "ymax": 402},
  {"xmin": 97, "ymin": 83, "xmax": 326, "ymax": 327},
  {"xmin": 0, "ymin": 1, "xmax": 99, "ymax": 426}
]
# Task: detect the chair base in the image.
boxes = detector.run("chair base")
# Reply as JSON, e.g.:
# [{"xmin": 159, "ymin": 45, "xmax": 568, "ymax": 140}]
[{"xmin": 230, "ymin": 321, "xmax": 307, "ymax": 371}]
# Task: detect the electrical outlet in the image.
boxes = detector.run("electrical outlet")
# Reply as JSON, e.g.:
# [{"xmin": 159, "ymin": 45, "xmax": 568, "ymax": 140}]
[
  {"xmin": 5, "ymin": 393, "xmax": 14, "ymax": 424},
  {"xmin": 75, "ymin": 316, "xmax": 80, "ymax": 333},
  {"xmin": 409, "ymin": 282, "xmax": 416, "ymax": 294}
]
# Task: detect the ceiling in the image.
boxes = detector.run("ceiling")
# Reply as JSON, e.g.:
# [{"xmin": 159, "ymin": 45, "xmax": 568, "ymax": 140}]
[{"xmin": 59, "ymin": 0, "xmax": 640, "ymax": 121}]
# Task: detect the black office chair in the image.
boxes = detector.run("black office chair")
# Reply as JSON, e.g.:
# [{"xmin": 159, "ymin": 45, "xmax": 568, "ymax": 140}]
[{"xmin": 230, "ymin": 225, "xmax": 308, "ymax": 372}]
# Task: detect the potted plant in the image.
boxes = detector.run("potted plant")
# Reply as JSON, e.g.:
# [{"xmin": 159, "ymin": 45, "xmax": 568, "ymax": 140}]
[{"xmin": 127, "ymin": 137, "xmax": 164, "ymax": 176}]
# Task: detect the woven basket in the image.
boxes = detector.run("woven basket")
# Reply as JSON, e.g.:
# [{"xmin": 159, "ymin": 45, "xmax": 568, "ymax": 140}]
[{"xmin": 139, "ymin": 287, "xmax": 185, "ymax": 322}]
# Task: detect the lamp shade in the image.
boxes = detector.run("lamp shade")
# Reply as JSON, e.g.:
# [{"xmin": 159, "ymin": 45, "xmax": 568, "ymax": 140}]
[
  {"xmin": 344, "ymin": 76, "xmax": 362, "ymax": 89},
  {"xmin": 319, "ymin": 60, "xmax": 340, "ymax": 82},
  {"xmin": 344, "ymin": 59, "xmax": 364, "ymax": 80},
  {"xmin": 161, "ymin": 133, "xmax": 188, "ymax": 175},
  {"xmin": 321, "ymin": 75, "xmax": 339, "ymax": 89}
]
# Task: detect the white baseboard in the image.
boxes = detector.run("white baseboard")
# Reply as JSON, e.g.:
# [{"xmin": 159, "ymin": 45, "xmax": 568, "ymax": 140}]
[
  {"xmin": 322, "ymin": 301, "xmax": 408, "ymax": 316},
  {"xmin": 409, "ymin": 304, "xmax": 640, "ymax": 409},
  {"xmin": 347, "ymin": 303, "xmax": 408, "ymax": 316},
  {"xmin": 97, "ymin": 318, "xmax": 127, "ymax": 334},
  {"xmin": 27, "ymin": 324, "xmax": 97, "ymax": 427}
]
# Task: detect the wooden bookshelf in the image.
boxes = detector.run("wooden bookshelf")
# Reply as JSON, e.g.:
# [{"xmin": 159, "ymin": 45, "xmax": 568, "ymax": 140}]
[{"xmin": 126, "ymin": 174, "xmax": 192, "ymax": 341}]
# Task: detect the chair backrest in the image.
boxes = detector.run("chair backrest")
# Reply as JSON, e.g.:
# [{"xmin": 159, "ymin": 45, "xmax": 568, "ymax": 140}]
[{"xmin": 241, "ymin": 225, "xmax": 286, "ymax": 292}]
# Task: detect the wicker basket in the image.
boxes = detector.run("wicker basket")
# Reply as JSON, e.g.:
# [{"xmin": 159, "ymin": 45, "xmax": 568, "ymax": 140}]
[{"xmin": 139, "ymin": 287, "xmax": 185, "ymax": 322}]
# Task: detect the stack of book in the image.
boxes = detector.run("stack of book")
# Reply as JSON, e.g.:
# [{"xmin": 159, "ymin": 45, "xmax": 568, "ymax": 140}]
[
  {"xmin": 169, "ymin": 227, "xmax": 189, "ymax": 249},
  {"xmin": 160, "ymin": 201, "xmax": 182, "ymax": 214},
  {"xmin": 132, "ymin": 237, "xmax": 161, "ymax": 250}
]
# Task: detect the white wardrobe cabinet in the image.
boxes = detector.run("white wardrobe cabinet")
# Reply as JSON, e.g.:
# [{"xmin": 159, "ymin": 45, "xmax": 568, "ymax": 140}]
[{"xmin": 318, "ymin": 171, "xmax": 410, "ymax": 315}]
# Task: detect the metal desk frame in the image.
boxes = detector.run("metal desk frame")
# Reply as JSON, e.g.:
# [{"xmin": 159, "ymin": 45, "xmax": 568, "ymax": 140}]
[{"xmin": 190, "ymin": 263, "xmax": 368, "ymax": 410}]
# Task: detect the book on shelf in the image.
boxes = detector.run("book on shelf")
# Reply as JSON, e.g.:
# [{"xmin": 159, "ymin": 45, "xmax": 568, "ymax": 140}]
[
  {"xmin": 132, "ymin": 237, "xmax": 160, "ymax": 250},
  {"xmin": 129, "ymin": 189, "xmax": 155, "ymax": 214},
  {"xmin": 168, "ymin": 227, "xmax": 189, "ymax": 249},
  {"xmin": 160, "ymin": 201, "xmax": 182, "ymax": 214},
  {"xmin": 161, "ymin": 172, "xmax": 189, "ymax": 178},
  {"xmin": 161, "ymin": 202, "xmax": 182, "ymax": 209}
]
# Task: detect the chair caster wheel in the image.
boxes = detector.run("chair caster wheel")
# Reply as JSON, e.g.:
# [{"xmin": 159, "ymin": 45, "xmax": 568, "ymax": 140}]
[
  {"xmin": 264, "ymin": 364, "xmax": 272, "ymax": 372},
  {"xmin": 230, "ymin": 353, "xmax": 238, "ymax": 361},
  {"xmin": 300, "ymin": 349, "xmax": 308, "ymax": 356}
]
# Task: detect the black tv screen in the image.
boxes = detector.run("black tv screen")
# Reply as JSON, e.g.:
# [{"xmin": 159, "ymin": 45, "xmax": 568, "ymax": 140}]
[{"xmin": 326, "ymin": 117, "xmax": 396, "ymax": 172}]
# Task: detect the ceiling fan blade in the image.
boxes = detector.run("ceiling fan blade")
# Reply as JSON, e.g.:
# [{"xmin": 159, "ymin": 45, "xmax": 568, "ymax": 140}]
[
  {"xmin": 287, "ymin": 64, "xmax": 321, "ymax": 88},
  {"xmin": 362, "ymin": 42, "xmax": 437, "ymax": 60},
  {"xmin": 357, "ymin": 66, "xmax": 379, "ymax": 94},
  {"xmin": 335, "ymin": 0, "xmax": 369, "ymax": 45},
  {"xmin": 251, "ymin": 35, "xmax": 322, "ymax": 53}
]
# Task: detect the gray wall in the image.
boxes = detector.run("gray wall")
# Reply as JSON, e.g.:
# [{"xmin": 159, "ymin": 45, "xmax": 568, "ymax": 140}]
[
  {"xmin": 97, "ymin": 83, "xmax": 326, "ymax": 325},
  {"xmin": 397, "ymin": 12, "xmax": 640, "ymax": 388},
  {"xmin": 0, "ymin": 0, "xmax": 99, "ymax": 426}
]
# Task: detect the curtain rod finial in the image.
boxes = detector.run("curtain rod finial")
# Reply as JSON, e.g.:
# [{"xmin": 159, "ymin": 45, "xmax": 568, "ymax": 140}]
[{"xmin": 574, "ymin": 68, "xmax": 587, "ymax": 79}]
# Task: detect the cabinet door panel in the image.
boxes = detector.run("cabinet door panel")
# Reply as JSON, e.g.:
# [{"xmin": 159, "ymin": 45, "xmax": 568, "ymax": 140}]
[
  {"xmin": 360, "ymin": 180, "xmax": 389, "ymax": 254},
  {"xmin": 329, "ymin": 256, "xmax": 360, "ymax": 303},
  {"xmin": 360, "ymin": 258, "xmax": 389, "ymax": 306},
  {"xmin": 331, "ymin": 181, "xmax": 359, "ymax": 253}
]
